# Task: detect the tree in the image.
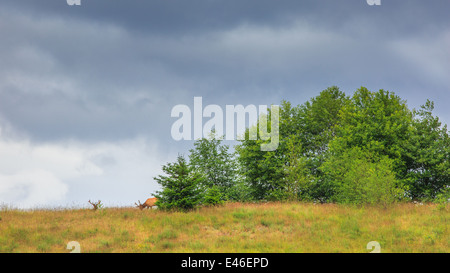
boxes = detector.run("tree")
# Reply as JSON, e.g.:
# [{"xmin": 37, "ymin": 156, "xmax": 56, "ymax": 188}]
[
  {"xmin": 188, "ymin": 131, "xmax": 245, "ymax": 201},
  {"xmin": 298, "ymin": 86, "xmax": 348, "ymax": 156},
  {"xmin": 236, "ymin": 101, "xmax": 295, "ymax": 200},
  {"xmin": 296, "ymin": 86, "xmax": 348, "ymax": 201},
  {"xmin": 404, "ymin": 100, "xmax": 450, "ymax": 200},
  {"xmin": 329, "ymin": 88, "xmax": 414, "ymax": 184},
  {"xmin": 282, "ymin": 136, "xmax": 312, "ymax": 201},
  {"xmin": 153, "ymin": 155, "xmax": 204, "ymax": 211},
  {"xmin": 236, "ymin": 87, "xmax": 347, "ymax": 201}
]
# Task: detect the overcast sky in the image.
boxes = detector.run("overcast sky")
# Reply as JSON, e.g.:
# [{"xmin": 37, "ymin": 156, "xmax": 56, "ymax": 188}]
[{"xmin": 0, "ymin": 0, "xmax": 449, "ymax": 208}]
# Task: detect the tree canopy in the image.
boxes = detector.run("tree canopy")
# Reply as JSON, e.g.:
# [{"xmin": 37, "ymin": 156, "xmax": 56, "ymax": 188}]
[{"xmin": 155, "ymin": 86, "xmax": 449, "ymax": 210}]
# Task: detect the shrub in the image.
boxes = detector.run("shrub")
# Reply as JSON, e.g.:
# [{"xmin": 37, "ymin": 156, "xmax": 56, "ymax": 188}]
[
  {"xmin": 434, "ymin": 186, "xmax": 449, "ymax": 211},
  {"xmin": 202, "ymin": 186, "xmax": 225, "ymax": 206},
  {"xmin": 321, "ymin": 147, "xmax": 405, "ymax": 206}
]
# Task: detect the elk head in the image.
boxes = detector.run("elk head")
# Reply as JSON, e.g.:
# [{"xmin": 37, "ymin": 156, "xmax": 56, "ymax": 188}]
[
  {"xmin": 135, "ymin": 200, "xmax": 146, "ymax": 210},
  {"xmin": 88, "ymin": 200, "xmax": 102, "ymax": 210}
]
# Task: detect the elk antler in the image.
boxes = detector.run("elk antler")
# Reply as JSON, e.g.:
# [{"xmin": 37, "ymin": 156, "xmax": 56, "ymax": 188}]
[
  {"xmin": 88, "ymin": 200, "xmax": 101, "ymax": 210},
  {"xmin": 135, "ymin": 200, "xmax": 145, "ymax": 210}
]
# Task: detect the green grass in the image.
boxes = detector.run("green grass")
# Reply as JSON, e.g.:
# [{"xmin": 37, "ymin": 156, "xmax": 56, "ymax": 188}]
[{"xmin": 0, "ymin": 202, "xmax": 448, "ymax": 253}]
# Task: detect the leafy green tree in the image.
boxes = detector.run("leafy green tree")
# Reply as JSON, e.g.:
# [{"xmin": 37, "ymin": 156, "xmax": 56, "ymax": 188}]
[
  {"xmin": 296, "ymin": 86, "xmax": 348, "ymax": 201},
  {"xmin": 236, "ymin": 87, "xmax": 347, "ymax": 201},
  {"xmin": 281, "ymin": 136, "xmax": 313, "ymax": 201},
  {"xmin": 189, "ymin": 131, "xmax": 244, "ymax": 201},
  {"xmin": 236, "ymin": 101, "xmax": 296, "ymax": 200},
  {"xmin": 329, "ymin": 87, "xmax": 414, "ymax": 182},
  {"xmin": 297, "ymin": 86, "xmax": 348, "ymax": 156},
  {"xmin": 404, "ymin": 100, "xmax": 450, "ymax": 199},
  {"xmin": 154, "ymin": 155, "xmax": 204, "ymax": 211}
]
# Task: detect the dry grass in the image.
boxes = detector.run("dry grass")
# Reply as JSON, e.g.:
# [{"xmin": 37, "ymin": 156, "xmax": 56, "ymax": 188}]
[{"xmin": 0, "ymin": 202, "xmax": 448, "ymax": 253}]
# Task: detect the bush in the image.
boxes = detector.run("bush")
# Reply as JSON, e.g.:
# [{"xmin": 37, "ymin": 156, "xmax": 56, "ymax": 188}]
[
  {"xmin": 202, "ymin": 186, "xmax": 224, "ymax": 206},
  {"xmin": 321, "ymin": 147, "xmax": 405, "ymax": 206},
  {"xmin": 434, "ymin": 186, "xmax": 449, "ymax": 211},
  {"xmin": 225, "ymin": 179, "xmax": 253, "ymax": 202}
]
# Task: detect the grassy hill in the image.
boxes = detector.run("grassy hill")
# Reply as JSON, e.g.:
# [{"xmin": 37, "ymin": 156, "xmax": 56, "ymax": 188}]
[{"xmin": 0, "ymin": 202, "xmax": 448, "ymax": 253}]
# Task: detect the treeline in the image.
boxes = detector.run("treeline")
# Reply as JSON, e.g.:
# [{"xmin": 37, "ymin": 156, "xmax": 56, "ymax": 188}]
[{"xmin": 154, "ymin": 86, "xmax": 450, "ymax": 210}]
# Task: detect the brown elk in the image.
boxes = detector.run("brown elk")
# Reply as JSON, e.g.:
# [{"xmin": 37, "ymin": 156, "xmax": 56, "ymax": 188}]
[{"xmin": 135, "ymin": 197, "xmax": 158, "ymax": 210}]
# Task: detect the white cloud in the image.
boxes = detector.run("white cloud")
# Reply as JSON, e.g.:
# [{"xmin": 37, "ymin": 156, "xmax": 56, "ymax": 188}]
[
  {"xmin": 0, "ymin": 122, "xmax": 166, "ymax": 209},
  {"xmin": 0, "ymin": 170, "xmax": 68, "ymax": 209}
]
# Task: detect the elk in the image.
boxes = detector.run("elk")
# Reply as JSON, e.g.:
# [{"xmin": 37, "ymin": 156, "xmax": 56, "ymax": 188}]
[
  {"xmin": 88, "ymin": 200, "xmax": 102, "ymax": 210},
  {"xmin": 135, "ymin": 197, "xmax": 158, "ymax": 210}
]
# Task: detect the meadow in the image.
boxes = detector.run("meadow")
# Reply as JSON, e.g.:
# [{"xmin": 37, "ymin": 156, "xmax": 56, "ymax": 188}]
[{"xmin": 0, "ymin": 202, "xmax": 448, "ymax": 253}]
